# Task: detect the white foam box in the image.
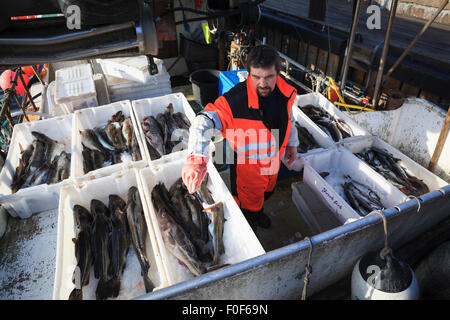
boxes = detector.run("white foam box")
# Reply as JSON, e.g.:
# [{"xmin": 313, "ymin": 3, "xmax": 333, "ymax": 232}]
[
  {"xmin": 55, "ymin": 64, "xmax": 98, "ymax": 113},
  {"xmin": 302, "ymin": 148, "xmax": 408, "ymax": 224},
  {"xmin": 97, "ymin": 56, "xmax": 168, "ymax": 85},
  {"xmin": 110, "ymin": 85, "xmax": 172, "ymax": 103},
  {"xmin": 0, "ymin": 114, "xmax": 73, "ymax": 218},
  {"xmin": 53, "ymin": 168, "xmax": 168, "ymax": 300},
  {"xmin": 289, "ymin": 95, "xmax": 337, "ymax": 172},
  {"xmin": 47, "ymin": 81, "xmax": 71, "ymax": 116},
  {"xmin": 110, "ymin": 81, "xmax": 172, "ymax": 96},
  {"xmin": 132, "ymin": 93, "xmax": 204, "ymax": 166},
  {"xmin": 71, "ymin": 100, "xmax": 147, "ymax": 184},
  {"xmin": 107, "ymin": 75, "xmax": 171, "ymax": 96},
  {"xmin": 296, "ymin": 92, "xmax": 370, "ymax": 140},
  {"xmin": 336, "ymin": 135, "xmax": 448, "ymax": 194},
  {"xmin": 137, "ymin": 157, "xmax": 266, "ymax": 286}
]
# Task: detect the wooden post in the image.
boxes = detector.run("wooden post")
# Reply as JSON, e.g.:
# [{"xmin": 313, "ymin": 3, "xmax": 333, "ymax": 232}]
[{"xmin": 428, "ymin": 107, "xmax": 450, "ymax": 172}]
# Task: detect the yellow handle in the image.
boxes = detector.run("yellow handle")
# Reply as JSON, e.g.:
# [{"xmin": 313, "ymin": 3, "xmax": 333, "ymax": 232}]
[
  {"xmin": 334, "ymin": 101, "xmax": 375, "ymax": 111},
  {"xmin": 328, "ymin": 77, "xmax": 348, "ymax": 111},
  {"xmin": 328, "ymin": 77, "xmax": 344, "ymax": 102}
]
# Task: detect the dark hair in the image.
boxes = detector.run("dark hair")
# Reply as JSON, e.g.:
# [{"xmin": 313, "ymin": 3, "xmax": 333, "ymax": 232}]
[{"xmin": 245, "ymin": 44, "xmax": 281, "ymax": 74}]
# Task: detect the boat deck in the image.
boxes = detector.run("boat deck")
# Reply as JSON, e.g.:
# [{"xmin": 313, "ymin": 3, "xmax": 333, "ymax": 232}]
[
  {"xmin": 1, "ymin": 78, "xmax": 448, "ymax": 300},
  {"xmin": 262, "ymin": 0, "xmax": 450, "ymax": 66}
]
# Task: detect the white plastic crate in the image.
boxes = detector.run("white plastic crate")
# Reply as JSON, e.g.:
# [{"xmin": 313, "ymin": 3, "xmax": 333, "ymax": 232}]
[
  {"xmin": 302, "ymin": 148, "xmax": 408, "ymax": 224},
  {"xmin": 53, "ymin": 168, "xmax": 168, "ymax": 300},
  {"xmin": 296, "ymin": 92, "xmax": 370, "ymax": 140},
  {"xmin": 132, "ymin": 93, "xmax": 201, "ymax": 166},
  {"xmin": 291, "ymin": 181, "xmax": 341, "ymax": 235},
  {"xmin": 47, "ymin": 81, "xmax": 71, "ymax": 116},
  {"xmin": 289, "ymin": 95, "xmax": 336, "ymax": 171},
  {"xmin": 345, "ymin": 98, "xmax": 450, "ymax": 184},
  {"xmin": 110, "ymin": 85, "xmax": 172, "ymax": 103},
  {"xmin": 137, "ymin": 157, "xmax": 266, "ymax": 286},
  {"xmin": 0, "ymin": 114, "xmax": 73, "ymax": 218},
  {"xmin": 97, "ymin": 56, "xmax": 168, "ymax": 85},
  {"xmin": 71, "ymin": 100, "xmax": 147, "ymax": 184},
  {"xmin": 336, "ymin": 135, "xmax": 448, "ymax": 194},
  {"xmin": 55, "ymin": 64, "xmax": 98, "ymax": 113},
  {"xmin": 108, "ymin": 81, "xmax": 172, "ymax": 96}
]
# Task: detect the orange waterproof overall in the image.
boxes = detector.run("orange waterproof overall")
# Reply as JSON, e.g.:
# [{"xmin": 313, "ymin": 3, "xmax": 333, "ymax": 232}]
[{"xmin": 204, "ymin": 75, "xmax": 297, "ymax": 212}]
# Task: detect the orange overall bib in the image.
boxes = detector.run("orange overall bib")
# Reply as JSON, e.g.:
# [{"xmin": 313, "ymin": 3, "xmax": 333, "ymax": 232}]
[{"xmin": 204, "ymin": 75, "xmax": 296, "ymax": 212}]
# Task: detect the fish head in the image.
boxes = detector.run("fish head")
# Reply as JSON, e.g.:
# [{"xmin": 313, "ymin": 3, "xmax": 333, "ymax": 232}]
[
  {"xmin": 154, "ymin": 207, "xmax": 172, "ymax": 231},
  {"xmin": 31, "ymin": 131, "xmax": 44, "ymax": 140},
  {"xmin": 90, "ymin": 199, "xmax": 110, "ymax": 218},
  {"xmin": 73, "ymin": 204, "xmax": 93, "ymax": 226},
  {"xmin": 109, "ymin": 110, "xmax": 124, "ymax": 123},
  {"xmin": 127, "ymin": 186, "xmax": 140, "ymax": 204},
  {"xmin": 108, "ymin": 194, "xmax": 127, "ymax": 212}
]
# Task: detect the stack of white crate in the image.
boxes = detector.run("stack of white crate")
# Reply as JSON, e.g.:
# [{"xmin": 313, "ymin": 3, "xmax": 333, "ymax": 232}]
[{"xmin": 95, "ymin": 56, "xmax": 172, "ymax": 102}]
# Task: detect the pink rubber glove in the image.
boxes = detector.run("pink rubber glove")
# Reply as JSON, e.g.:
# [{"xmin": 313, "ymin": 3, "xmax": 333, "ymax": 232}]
[
  {"xmin": 283, "ymin": 145, "xmax": 297, "ymax": 166},
  {"xmin": 182, "ymin": 155, "xmax": 208, "ymax": 194}
]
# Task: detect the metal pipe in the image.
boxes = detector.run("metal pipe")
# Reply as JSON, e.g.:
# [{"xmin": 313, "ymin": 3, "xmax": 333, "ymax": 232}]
[
  {"xmin": 0, "ymin": 22, "xmax": 135, "ymax": 46},
  {"xmin": 18, "ymin": 70, "xmax": 38, "ymax": 112},
  {"xmin": 0, "ymin": 41, "xmax": 139, "ymax": 65},
  {"xmin": 31, "ymin": 65, "xmax": 46, "ymax": 87},
  {"xmin": 0, "ymin": 71, "xmax": 20, "ymax": 121},
  {"xmin": 339, "ymin": 0, "xmax": 362, "ymax": 95},
  {"xmin": 372, "ymin": 0, "xmax": 399, "ymax": 108},
  {"xmin": 280, "ymin": 71, "xmax": 313, "ymax": 93},
  {"xmin": 19, "ymin": 88, "xmax": 31, "ymax": 122},
  {"xmin": 385, "ymin": 0, "xmax": 449, "ymax": 79}
]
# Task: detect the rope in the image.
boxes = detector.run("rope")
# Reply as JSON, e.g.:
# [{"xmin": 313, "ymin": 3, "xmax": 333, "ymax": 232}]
[
  {"xmin": 406, "ymin": 195, "xmax": 421, "ymax": 213},
  {"xmin": 366, "ymin": 210, "xmax": 391, "ymax": 260},
  {"xmin": 301, "ymin": 237, "xmax": 313, "ymax": 300}
]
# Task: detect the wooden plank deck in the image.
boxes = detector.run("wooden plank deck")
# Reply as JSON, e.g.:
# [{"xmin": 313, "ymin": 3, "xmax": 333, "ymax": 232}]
[{"xmin": 262, "ymin": 0, "xmax": 450, "ymax": 66}]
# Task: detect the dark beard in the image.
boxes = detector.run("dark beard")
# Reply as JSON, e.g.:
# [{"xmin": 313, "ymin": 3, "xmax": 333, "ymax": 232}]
[{"xmin": 257, "ymin": 87, "xmax": 273, "ymax": 97}]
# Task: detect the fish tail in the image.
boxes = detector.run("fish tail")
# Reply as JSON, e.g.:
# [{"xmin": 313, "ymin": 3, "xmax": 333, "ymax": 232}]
[
  {"xmin": 96, "ymin": 277, "xmax": 114, "ymax": 300},
  {"xmin": 142, "ymin": 273, "xmax": 155, "ymax": 293},
  {"xmin": 68, "ymin": 288, "xmax": 83, "ymax": 300},
  {"xmin": 106, "ymin": 276, "xmax": 121, "ymax": 298}
]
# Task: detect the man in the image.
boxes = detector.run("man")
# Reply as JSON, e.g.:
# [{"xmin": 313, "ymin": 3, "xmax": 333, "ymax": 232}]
[{"xmin": 182, "ymin": 44, "xmax": 299, "ymax": 230}]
